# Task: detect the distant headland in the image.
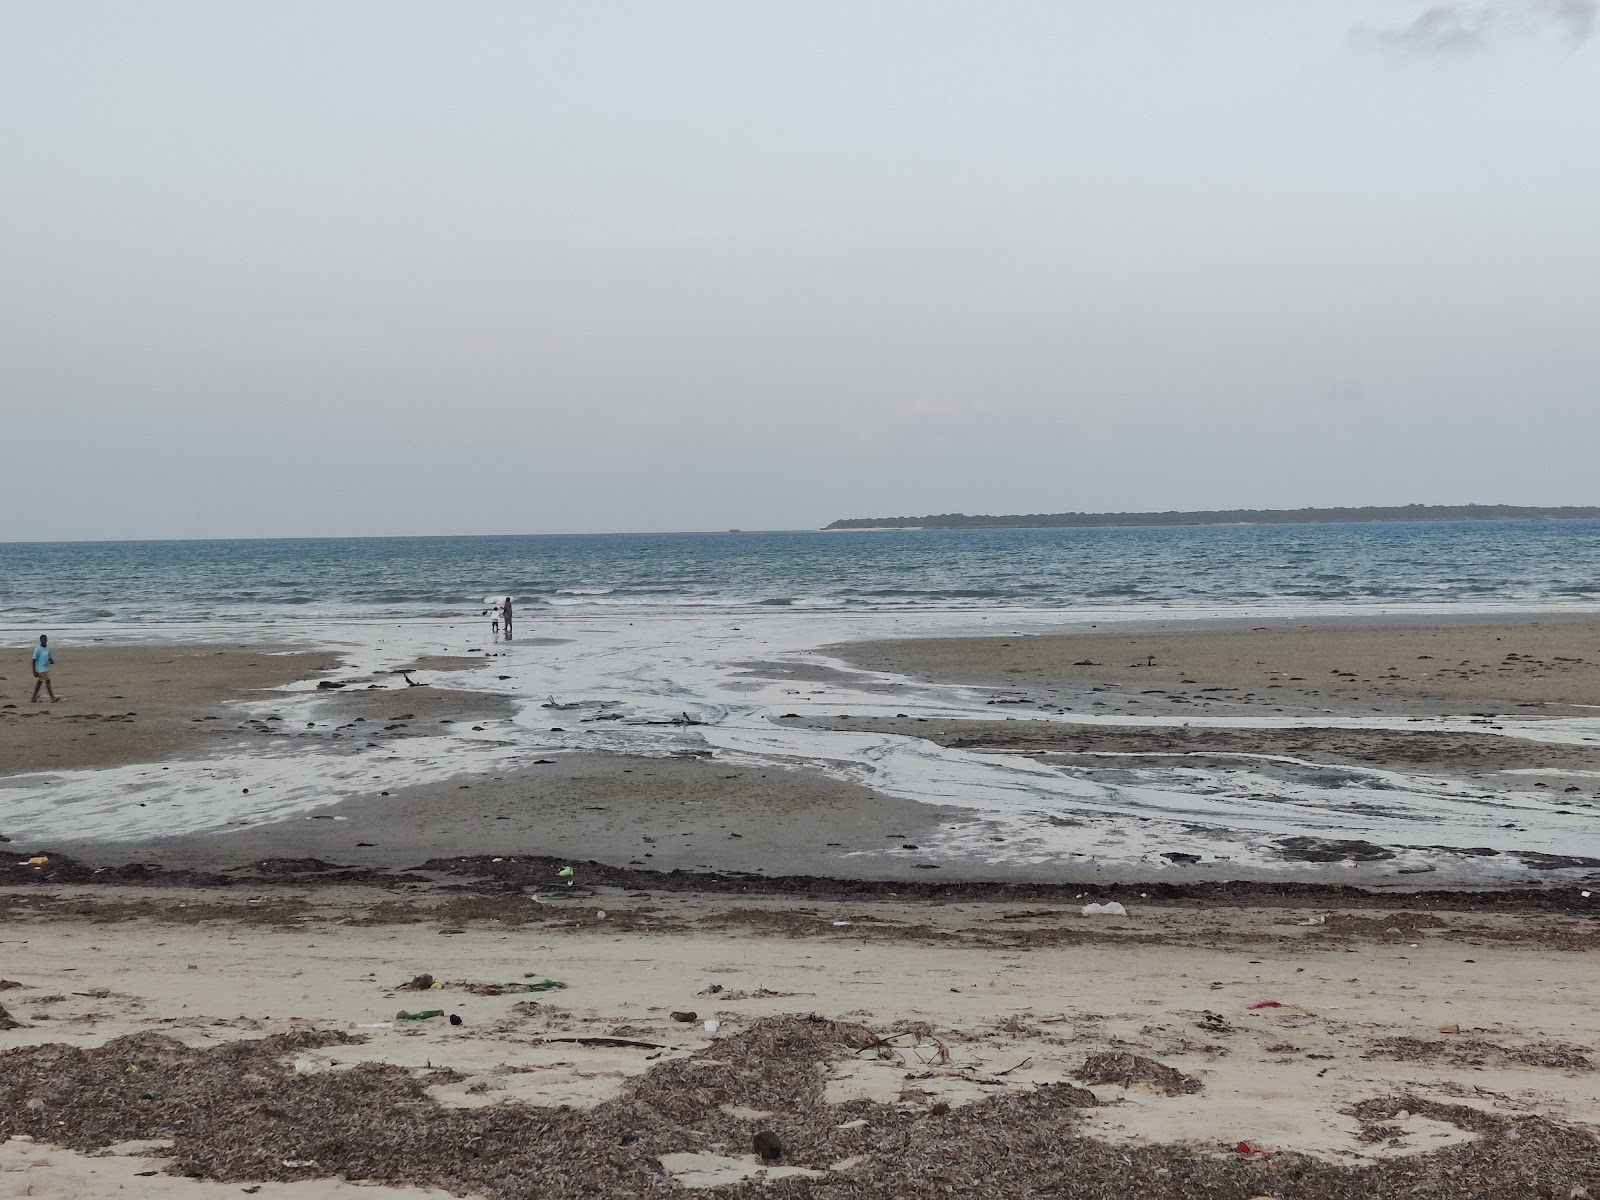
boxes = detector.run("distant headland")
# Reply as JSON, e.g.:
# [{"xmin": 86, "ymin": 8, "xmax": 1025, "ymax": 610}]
[{"xmin": 823, "ymin": 504, "xmax": 1600, "ymax": 531}]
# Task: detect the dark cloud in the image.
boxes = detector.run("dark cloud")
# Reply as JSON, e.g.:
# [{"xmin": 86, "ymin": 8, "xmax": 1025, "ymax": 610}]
[{"xmin": 1356, "ymin": 0, "xmax": 1596, "ymax": 52}]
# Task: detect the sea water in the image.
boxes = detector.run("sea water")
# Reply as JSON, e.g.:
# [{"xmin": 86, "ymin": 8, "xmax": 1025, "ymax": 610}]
[
  {"xmin": 3, "ymin": 521, "xmax": 1600, "ymax": 624},
  {"xmin": 3, "ymin": 522, "xmax": 1599, "ymax": 881}
]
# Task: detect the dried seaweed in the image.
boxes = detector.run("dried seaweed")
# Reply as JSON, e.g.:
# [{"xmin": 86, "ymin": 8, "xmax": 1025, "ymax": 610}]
[
  {"xmin": 1, "ymin": 1022, "xmax": 1597, "ymax": 1198},
  {"xmin": 1072, "ymin": 1051, "xmax": 1203, "ymax": 1096}
]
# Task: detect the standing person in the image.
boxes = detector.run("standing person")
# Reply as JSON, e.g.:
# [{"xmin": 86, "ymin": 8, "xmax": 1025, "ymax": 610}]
[
  {"xmin": 31, "ymin": 635, "xmax": 59, "ymax": 703},
  {"xmin": 502, "ymin": 595, "xmax": 514, "ymax": 640}
]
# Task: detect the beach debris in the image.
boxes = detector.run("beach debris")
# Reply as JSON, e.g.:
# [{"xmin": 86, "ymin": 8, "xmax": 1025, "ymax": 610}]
[
  {"xmin": 1073, "ymin": 1051, "xmax": 1201, "ymax": 1096},
  {"xmin": 0, "ymin": 1003, "xmax": 24, "ymax": 1030},
  {"xmin": 1080, "ymin": 902, "xmax": 1127, "ymax": 917},
  {"xmin": 517, "ymin": 978, "xmax": 568, "ymax": 991},
  {"xmin": 315, "ymin": 680, "xmax": 347, "ymax": 690},
  {"xmin": 449, "ymin": 1014, "xmax": 463, "ymax": 1026},
  {"xmin": 397, "ymin": 1009, "xmax": 446, "ymax": 1021},
  {"xmin": 1247, "ymin": 1000, "xmax": 1288, "ymax": 1010},
  {"xmin": 1296, "ymin": 914, "xmax": 1328, "ymax": 926},
  {"xmin": 398, "ymin": 973, "xmax": 437, "ymax": 991},
  {"xmin": 704, "ymin": 1019, "xmax": 721, "ymax": 1033},
  {"xmin": 458, "ymin": 981, "xmax": 557, "ymax": 996},
  {"xmin": 533, "ymin": 1035, "xmax": 666, "ymax": 1049},
  {"xmin": 1162, "ymin": 852, "xmax": 1202, "ymax": 864},
  {"xmin": 558, "ymin": 866, "xmax": 574, "ymax": 885},
  {"xmin": 753, "ymin": 1130, "xmax": 783, "ymax": 1162},
  {"xmin": 671, "ymin": 1011, "xmax": 699, "ymax": 1023},
  {"xmin": 596, "ymin": 910, "xmax": 607, "ymax": 919},
  {"xmin": 356, "ymin": 1022, "xmax": 392, "ymax": 1029},
  {"xmin": 1235, "ymin": 1141, "xmax": 1273, "ymax": 1156},
  {"xmin": 699, "ymin": 984, "xmax": 726, "ymax": 996},
  {"xmin": 1439, "ymin": 1023, "xmax": 1462, "ymax": 1034},
  {"xmin": 25, "ymin": 856, "xmax": 48, "ymax": 866}
]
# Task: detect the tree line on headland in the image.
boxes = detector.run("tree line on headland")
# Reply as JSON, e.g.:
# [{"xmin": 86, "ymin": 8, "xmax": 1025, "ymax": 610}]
[{"xmin": 823, "ymin": 504, "xmax": 1600, "ymax": 531}]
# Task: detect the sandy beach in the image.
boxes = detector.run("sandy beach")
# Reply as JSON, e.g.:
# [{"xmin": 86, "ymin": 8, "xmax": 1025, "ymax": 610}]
[
  {"xmin": 3, "ymin": 617, "xmax": 1599, "ymax": 1196},
  {"xmin": 2, "ymin": 867, "xmax": 1597, "ymax": 1198}
]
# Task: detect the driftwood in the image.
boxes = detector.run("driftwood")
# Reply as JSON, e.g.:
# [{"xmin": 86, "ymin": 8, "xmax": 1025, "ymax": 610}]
[{"xmin": 531, "ymin": 1035, "xmax": 665, "ymax": 1049}]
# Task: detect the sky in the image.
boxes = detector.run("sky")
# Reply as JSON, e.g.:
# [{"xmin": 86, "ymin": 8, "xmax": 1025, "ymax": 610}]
[{"xmin": 3, "ymin": 0, "xmax": 1598, "ymax": 540}]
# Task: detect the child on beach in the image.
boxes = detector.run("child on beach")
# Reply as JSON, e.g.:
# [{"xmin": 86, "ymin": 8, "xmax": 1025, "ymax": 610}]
[
  {"xmin": 484, "ymin": 602, "xmax": 501, "ymax": 640},
  {"xmin": 31, "ymin": 635, "xmax": 59, "ymax": 703}
]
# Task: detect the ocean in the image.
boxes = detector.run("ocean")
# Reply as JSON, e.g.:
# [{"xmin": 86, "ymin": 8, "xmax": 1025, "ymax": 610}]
[{"xmin": 4, "ymin": 520, "xmax": 1600, "ymax": 627}]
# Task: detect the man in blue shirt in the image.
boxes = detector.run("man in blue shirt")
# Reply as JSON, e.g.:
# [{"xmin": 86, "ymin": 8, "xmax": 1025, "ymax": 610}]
[{"xmin": 31, "ymin": 635, "xmax": 58, "ymax": 703}]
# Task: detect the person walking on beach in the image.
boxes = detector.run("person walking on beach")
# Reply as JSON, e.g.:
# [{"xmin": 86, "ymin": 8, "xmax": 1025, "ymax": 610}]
[
  {"xmin": 502, "ymin": 595, "xmax": 514, "ymax": 640},
  {"xmin": 31, "ymin": 635, "xmax": 59, "ymax": 703}
]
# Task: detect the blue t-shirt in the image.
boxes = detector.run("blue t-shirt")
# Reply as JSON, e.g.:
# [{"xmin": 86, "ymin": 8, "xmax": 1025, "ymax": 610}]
[{"xmin": 32, "ymin": 645, "xmax": 50, "ymax": 673}]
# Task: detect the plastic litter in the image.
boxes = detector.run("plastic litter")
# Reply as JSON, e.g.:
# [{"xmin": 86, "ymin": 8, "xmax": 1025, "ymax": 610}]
[
  {"xmin": 1246, "ymin": 1000, "xmax": 1287, "ymax": 1010},
  {"xmin": 595, "ymin": 910, "xmax": 607, "ymax": 919},
  {"xmin": 520, "ymin": 978, "xmax": 567, "ymax": 991},
  {"xmin": 1296, "ymin": 915, "xmax": 1327, "ymax": 926},
  {"xmin": 356, "ymin": 1022, "xmax": 392, "ymax": 1029},
  {"xmin": 1080, "ymin": 902, "xmax": 1127, "ymax": 917},
  {"xmin": 25, "ymin": 857, "xmax": 48, "ymax": 866},
  {"xmin": 670, "ymin": 1011, "xmax": 698, "ymax": 1022},
  {"xmin": 558, "ymin": 866, "xmax": 574, "ymax": 885},
  {"xmin": 398, "ymin": 1009, "xmax": 446, "ymax": 1021},
  {"xmin": 704, "ymin": 1019, "xmax": 720, "ymax": 1033}
]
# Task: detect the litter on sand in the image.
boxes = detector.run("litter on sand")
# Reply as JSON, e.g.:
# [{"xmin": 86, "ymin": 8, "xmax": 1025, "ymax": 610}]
[
  {"xmin": 519, "ymin": 977, "xmax": 567, "ymax": 991},
  {"xmin": 1247, "ymin": 1000, "xmax": 1287, "ymax": 1010},
  {"xmin": 1081, "ymin": 902, "xmax": 1127, "ymax": 917}
]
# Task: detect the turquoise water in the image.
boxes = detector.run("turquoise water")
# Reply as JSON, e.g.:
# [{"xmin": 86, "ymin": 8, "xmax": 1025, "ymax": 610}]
[{"xmin": 2, "ymin": 521, "xmax": 1599, "ymax": 625}]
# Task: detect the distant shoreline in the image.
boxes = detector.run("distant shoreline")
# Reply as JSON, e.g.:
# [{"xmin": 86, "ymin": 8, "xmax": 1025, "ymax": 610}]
[{"xmin": 823, "ymin": 503, "xmax": 1600, "ymax": 531}]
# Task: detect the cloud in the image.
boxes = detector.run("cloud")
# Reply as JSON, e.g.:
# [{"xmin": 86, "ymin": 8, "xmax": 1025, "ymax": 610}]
[{"xmin": 1355, "ymin": 0, "xmax": 1596, "ymax": 52}]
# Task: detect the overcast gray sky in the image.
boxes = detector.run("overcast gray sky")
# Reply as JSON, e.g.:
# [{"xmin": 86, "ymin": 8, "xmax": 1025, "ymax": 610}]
[{"xmin": 3, "ymin": 1, "xmax": 1597, "ymax": 540}]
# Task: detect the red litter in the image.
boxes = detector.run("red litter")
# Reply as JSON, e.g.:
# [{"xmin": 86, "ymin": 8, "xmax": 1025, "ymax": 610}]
[{"xmin": 1247, "ymin": 1000, "xmax": 1287, "ymax": 1010}]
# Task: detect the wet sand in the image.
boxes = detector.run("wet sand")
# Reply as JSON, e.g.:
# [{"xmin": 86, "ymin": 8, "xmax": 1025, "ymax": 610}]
[
  {"xmin": 0, "ymin": 645, "xmax": 344, "ymax": 775},
  {"xmin": 9, "ymin": 619, "xmax": 1600, "ymax": 886},
  {"xmin": 833, "ymin": 616, "xmax": 1600, "ymax": 717},
  {"xmin": 41, "ymin": 752, "xmax": 951, "ymax": 881}
]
